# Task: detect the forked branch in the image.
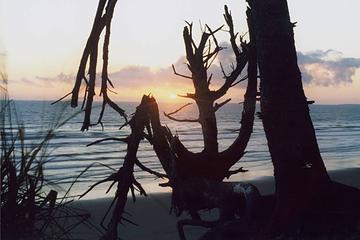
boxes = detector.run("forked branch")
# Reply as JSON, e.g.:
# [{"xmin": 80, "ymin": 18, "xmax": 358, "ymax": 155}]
[
  {"xmin": 214, "ymin": 98, "xmax": 231, "ymax": 112},
  {"xmin": 61, "ymin": 0, "xmax": 127, "ymax": 131},
  {"xmin": 172, "ymin": 65, "xmax": 192, "ymax": 79},
  {"xmin": 164, "ymin": 103, "xmax": 199, "ymax": 123},
  {"xmin": 212, "ymin": 5, "xmax": 249, "ymax": 100}
]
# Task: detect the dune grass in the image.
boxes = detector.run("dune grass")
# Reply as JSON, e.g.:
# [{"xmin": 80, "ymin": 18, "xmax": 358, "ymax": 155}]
[{"xmin": 0, "ymin": 74, "xmax": 102, "ymax": 239}]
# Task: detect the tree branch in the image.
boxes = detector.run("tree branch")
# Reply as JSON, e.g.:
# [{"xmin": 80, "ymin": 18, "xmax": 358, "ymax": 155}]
[
  {"xmin": 86, "ymin": 137, "xmax": 129, "ymax": 147},
  {"xmin": 164, "ymin": 113, "xmax": 199, "ymax": 123},
  {"xmin": 177, "ymin": 93, "xmax": 196, "ymax": 100},
  {"xmin": 214, "ymin": 98, "xmax": 231, "ymax": 112},
  {"xmin": 231, "ymin": 75, "xmax": 248, "ymax": 87},
  {"xmin": 71, "ymin": 0, "xmax": 107, "ymax": 108},
  {"xmin": 172, "ymin": 64, "xmax": 192, "ymax": 79},
  {"xmin": 211, "ymin": 5, "xmax": 249, "ymax": 100},
  {"xmin": 51, "ymin": 92, "xmax": 72, "ymax": 105},
  {"xmin": 135, "ymin": 158, "xmax": 168, "ymax": 179},
  {"xmin": 166, "ymin": 103, "xmax": 193, "ymax": 116},
  {"xmin": 163, "ymin": 102, "xmax": 199, "ymax": 123},
  {"xmin": 220, "ymin": 5, "xmax": 258, "ymax": 169},
  {"xmin": 225, "ymin": 166, "xmax": 248, "ymax": 179}
]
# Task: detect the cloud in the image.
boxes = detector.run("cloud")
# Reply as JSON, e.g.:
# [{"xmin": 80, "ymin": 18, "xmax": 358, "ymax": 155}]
[
  {"xmin": 297, "ymin": 50, "xmax": 360, "ymax": 86},
  {"xmin": 20, "ymin": 41, "xmax": 248, "ymax": 96},
  {"xmin": 36, "ymin": 72, "xmax": 74, "ymax": 85},
  {"xmin": 22, "ymin": 48, "xmax": 359, "ymax": 97},
  {"xmin": 108, "ymin": 51, "xmax": 248, "ymax": 91}
]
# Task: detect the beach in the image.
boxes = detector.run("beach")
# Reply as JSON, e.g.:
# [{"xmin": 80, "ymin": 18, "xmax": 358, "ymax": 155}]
[{"xmin": 70, "ymin": 168, "xmax": 360, "ymax": 240}]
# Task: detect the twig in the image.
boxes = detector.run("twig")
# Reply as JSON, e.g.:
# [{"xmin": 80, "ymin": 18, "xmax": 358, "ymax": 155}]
[
  {"xmin": 79, "ymin": 172, "xmax": 120, "ymax": 199},
  {"xmin": 135, "ymin": 159, "xmax": 168, "ymax": 179},
  {"xmin": 214, "ymin": 98, "xmax": 231, "ymax": 112},
  {"xmin": 163, "ymin": 103, "xmax": 199, "ymax": 123},
  {"xmin": 163, "ymin": 113, "xmax": 200, "ymax": 123},
  {"xmin": 51, "ymin": 92, "xmax": 72, "ymax": 105},
  {"xmin": 226, "ymin": 166, "xmax": 248, "ymax": 178},
  {"xmin": 172, "ymin": 65, "xmax": 192, "ymax": 79},
  {"xmin": 231, "ymin": 75, "xmax": 248, "ymax": 87},
  {"xmin": 177, "ymin": 93, "xmax": 196, "ymax": 100},
  {"xmin": 86, "ymin": 137, "xmax": 129, "ymax": 147},
  {"xmin": 165, "ymin": 103, "xmax": 192, "ymax": 116}
]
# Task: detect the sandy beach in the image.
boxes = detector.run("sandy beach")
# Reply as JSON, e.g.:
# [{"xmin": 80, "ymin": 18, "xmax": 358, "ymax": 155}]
[{"xmin": 68, "ymin": 167, "xmax": 360, "ymax": 240}]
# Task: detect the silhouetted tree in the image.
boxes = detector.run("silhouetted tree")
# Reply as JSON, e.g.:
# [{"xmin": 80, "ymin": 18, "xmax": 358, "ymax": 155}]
[
  {"xmin": 60, "ymin": 3, "xmax": 258, "ymax": 239},
  {"xmin": 249, "ymin": 0, "xmax": 330, "ymax": 234},
  {"xmin": 59, "ymin": 0, "xmax": 360, "ymax": 239}
]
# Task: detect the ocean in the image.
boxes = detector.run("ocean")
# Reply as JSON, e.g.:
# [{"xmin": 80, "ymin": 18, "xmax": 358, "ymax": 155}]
[{"xmin": 8, "ymin": 100, "xmax": 360, "ymax": 198}]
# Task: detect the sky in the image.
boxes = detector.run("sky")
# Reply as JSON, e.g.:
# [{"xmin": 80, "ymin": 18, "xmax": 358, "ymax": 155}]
[{"xmin": 0, "ymin": 0, "xmax": 359, "ymax": 104}]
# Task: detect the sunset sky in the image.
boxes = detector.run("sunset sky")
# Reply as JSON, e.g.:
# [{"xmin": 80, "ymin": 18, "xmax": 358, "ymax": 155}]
[{"xmin": 0, "ymin": 0, "xmax": 359, "ymax": 104}]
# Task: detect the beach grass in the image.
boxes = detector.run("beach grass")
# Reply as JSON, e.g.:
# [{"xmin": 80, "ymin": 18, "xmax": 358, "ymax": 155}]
[{"xmin": 0, "ymin": 78, "xmax": 100, "ymax": 239}]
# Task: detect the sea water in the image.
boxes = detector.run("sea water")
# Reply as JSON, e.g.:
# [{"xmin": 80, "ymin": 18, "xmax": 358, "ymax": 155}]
[{"xmin": 9, "ymin": 101, "xmax": 360, "ymax": 197}]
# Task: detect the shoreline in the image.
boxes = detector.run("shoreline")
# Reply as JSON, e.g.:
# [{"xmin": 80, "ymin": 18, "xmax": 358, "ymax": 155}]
[{"xmin": 69, "ymin": 167, "xmax": 360, "ymax": 240}]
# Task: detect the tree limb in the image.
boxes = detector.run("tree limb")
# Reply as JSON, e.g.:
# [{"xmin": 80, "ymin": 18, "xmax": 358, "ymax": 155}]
[
  {"xmin": 172, "ymin": 64, "xmax": 192, "ymax": 79},
  {"xmin": 86, "ymin": 137, "xmax": 129, "ymax": 147},
  {"xmin": 165, "ymin": 103, "xmax": 192, "ymax": 116},
  {"xmin": 214, "ymin": 98, "xmax": 231, "ymax": 112},
  {"xmin": 135, "ymin": 159, "xmax": 168, "ymax": 179},
  {"xmin": 164, "ymin": 113, "xmax": 199, "ymax": 123}
]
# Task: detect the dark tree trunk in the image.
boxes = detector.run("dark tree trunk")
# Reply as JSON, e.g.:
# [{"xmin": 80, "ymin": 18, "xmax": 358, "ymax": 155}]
[{"xmin": 249, "ymin": 0, "xmax": 331, "ymax": 234}]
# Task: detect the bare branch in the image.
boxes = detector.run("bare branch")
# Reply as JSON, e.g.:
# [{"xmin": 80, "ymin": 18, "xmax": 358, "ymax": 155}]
[
  {"xmin": 210, "ymin": 5, "xmax": 249, "ymax": 101},
  {"xmin": 79, "ymin": 171, "xmax": 120, "ymax": 199},
  {"xmin": 207, "ymin": 74, "xmax": 213, "ymax": 85},
  {"xmin": 205, "ymin": 24, "xmax": 223, "ymax": 48},
  {"xmin": 51, "ymin": 92, "xmax": 72, "ymax": 105},
  {"xmin": 164, "ymin": 102, "xmax": 199, "ymax": 122},
  {"xmin": 177, "ymin": 93, "xmax": 196, "ymax": 100},
  {"xmin": 214, "ymin": 98, "xmax": 231, "ymax": 112},
  {"xmin": 107, "ymin": 77, "xmax": 115, "ymax": 88},
  {"xmin": 183, "ymin": 26, "xmax": 195, "ymax": 66},
  {"xmin": 86, "ymin": 137, "xmax": 129, "ymax": 147},
  {"xmin": 184, "ymin": 21, "xmax": 197, "ymax": 50},
  {"xmin": 219, "ymin": 62, "xmax": 228, "ymax": 78},
  {"xmin": 219, "ymin": 5, "xmax": 258, "ymax": 169},
  {"xmin": 135, "ymin": 159, "xmax": 168, "ymax": 179},
  {"xmin": 71, "ymin": 0, "xmax": 107, "ymax": 108},
  {"xmin": 164, "ymin": 113, "xmax": 199, "ymax": 123},
  {"xmin": 172, "ymin": 64, "xmax": 192, "ymax": 79},
  {"xmin": 224, "ymin": 5, "xmax": 241, "ymax": 57},
  {"xmin": 196, "ymin": 32, "xmax": 211, "ymax": 57},
  {"xmin": 225, "ymin": 166, "xmax": 248, "ymax": 179},
  {"xmin": 166, "ymin": 103, "xmax": 192, "ymax": 116},
  {"xmin": 133, "ymin": 179, "xmax": 147, "ymax": 196},
  {"xmin": 231, "ymin": 75, "xmax": 248, "ymax": 87},
  {"xmin": 203, "ymin": 46, "xmax": 222, "ymax": 66}
]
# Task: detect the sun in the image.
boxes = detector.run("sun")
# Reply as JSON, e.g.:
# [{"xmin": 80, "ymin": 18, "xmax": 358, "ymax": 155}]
[{"xmin": 169, "ymin": 93, "xmax": 177, "ymax": 100}]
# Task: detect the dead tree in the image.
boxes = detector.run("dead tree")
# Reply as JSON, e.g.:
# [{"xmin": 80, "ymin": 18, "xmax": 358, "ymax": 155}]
[
  {"xmin": 167, "ymin": 5, "xmax": 255, "ymax": 181},
  {"xmin": 59, "ymin": 3, "xmax": 260, "ymax": 240}
]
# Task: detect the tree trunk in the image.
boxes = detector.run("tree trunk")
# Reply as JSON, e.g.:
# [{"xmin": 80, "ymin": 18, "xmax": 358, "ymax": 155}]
[{"xmin": 249, "ymin": 0, "xmax": 331, "ymax": 234}]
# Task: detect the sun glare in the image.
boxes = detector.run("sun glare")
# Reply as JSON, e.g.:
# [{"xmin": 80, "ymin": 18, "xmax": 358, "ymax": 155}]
[{"xmin": 169, "ymin": 93, "xmax": 177, "ymax": 100}]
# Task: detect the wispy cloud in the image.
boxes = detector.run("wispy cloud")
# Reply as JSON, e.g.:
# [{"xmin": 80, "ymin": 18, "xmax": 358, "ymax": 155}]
[
  {"xmin": 35, "ymin": 72, "xmax": 74, "ymax": 85},
  {"xmin": 22, "ymin": 48, "xmax": 359, "ymax": 95},
  {"xmin": 297, "ymin": 50, "xmax": 360, "ymax": 86}
]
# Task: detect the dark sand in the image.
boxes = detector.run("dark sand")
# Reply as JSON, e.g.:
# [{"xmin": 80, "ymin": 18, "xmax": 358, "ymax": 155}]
[{"xmin": 70, "ymin": 168, "xmax": 360, "ymax": 240}]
